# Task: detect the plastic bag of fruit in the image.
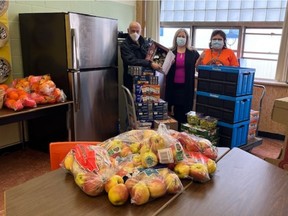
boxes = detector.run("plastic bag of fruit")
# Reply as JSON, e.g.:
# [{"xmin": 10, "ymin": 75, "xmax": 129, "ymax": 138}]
[
  {"xmin": 125, "ymin": 167, "xmax": 184, "ymax": 205},
  {"xmin": 174, "ymin": 131, "xmax": 218, "ymax": 160},
  {"xmin": 155, "ymin": 123, "xmax": 186, "ymax": 164},
  {"xmin": 173, "ymin": 157, "xmax": 211, "ymax": 183},
  {"xmin": 61, "ymin": 144, "xmax": 118, "ymax": 196},
  {"xmin": 186, "ymin": 152, "xmax": 217, "ymax": 176}
]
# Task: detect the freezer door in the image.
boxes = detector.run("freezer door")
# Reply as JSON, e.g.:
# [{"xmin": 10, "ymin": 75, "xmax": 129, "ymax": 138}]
[
  {"xmin": 69, "ymin": 68, "xmax": 119, "ymax": 141},
  {"xmin": 66, "ymin": 13, "xmax": 118, "ymax": 69}
]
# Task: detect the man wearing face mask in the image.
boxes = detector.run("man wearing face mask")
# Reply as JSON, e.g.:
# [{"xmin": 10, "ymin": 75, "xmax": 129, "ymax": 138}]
[
  {"xmin": 165, "ymin": 29, "xmax": 200, "ymax": 130},
  {"xmin": 120, "ymin": 21, "xmax": 162, "ymax": 92},
  {"xmin": 195, "ymin": 29, "xmax": 239, "ymax": 67}
]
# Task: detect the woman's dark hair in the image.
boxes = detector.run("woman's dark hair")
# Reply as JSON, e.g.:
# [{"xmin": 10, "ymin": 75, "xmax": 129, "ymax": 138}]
[{"xmin": 209, "ymin": 29, "xmax": 227, "ymax": 49}]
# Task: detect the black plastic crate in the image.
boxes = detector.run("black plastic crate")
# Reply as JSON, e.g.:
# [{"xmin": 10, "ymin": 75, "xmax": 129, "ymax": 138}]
[
  {"xmin": 217, "ymin": 120, "xmax": 249, "ymax": 148},
  {"xmin": 196, "ymin": 91, "xmax": 252, "ymax": 123},
  {"xmin": 197, "ymin": 65, "xmax": 255, "ymax": 96}
]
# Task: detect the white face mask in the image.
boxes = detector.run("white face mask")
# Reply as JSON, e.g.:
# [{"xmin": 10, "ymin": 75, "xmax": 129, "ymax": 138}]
[
  {"xmin": 130, "ymin": 32, "xmax": 140, "ymax": 41},
  {"xmin": 211, "ymin": 40, "xmax": 224, "ymax": 49},
  {"xmin": 176, "ymin": 37, "xmax": 186, "ymax": 47}
]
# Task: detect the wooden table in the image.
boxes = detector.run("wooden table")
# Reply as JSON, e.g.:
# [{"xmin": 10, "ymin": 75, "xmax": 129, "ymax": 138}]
[
  {"xmin": 157, "ymin": 148, "xmax": 288, "ymax": 216},
  {"xmin": 0, "ymin": 101, "xmax": 73, "ymax": 148},
  {"xmin": 4, "ymin": 147, "xmax": 230, "ymax": 216},
  {"xmin": 0, "ymin": 101, "xmax": 72, "ymax": 126}
]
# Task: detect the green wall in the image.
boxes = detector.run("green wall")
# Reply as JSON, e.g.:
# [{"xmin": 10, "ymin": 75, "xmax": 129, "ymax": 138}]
[{"xmin": 7, "ymin": 0, "xmax": 135, "ymax": 78}]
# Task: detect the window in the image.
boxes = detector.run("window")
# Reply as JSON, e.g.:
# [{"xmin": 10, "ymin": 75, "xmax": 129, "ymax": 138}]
[{"xmin": 160, "ymin": 0, "xmax": 287, "ymax": 80}]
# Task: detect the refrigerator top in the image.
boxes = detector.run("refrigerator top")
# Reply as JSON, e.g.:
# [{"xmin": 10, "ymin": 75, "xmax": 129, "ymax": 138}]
[{"xmin": 66, "ymin": 12, "xmax": 118, "ymax": 70}]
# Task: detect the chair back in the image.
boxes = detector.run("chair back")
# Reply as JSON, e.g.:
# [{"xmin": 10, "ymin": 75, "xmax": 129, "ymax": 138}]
[
  {"xmin": 121, "ymin": 85, "xmax": 138, "ymax": 130},
  {"xmin": 49, "ymin": 141, "xmax": 100, "ymax": 170}
]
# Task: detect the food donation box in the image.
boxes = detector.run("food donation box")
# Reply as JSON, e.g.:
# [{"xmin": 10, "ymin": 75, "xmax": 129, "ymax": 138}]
[
  {"xmin": 271, "ymin": 97, "xmax": 288, "ymax": 126},
  {"xmin": 266, "ymin": 97, "xmax": 288, "ymax": 170}
]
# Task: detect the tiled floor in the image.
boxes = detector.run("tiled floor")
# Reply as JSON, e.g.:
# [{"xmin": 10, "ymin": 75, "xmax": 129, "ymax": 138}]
[{"xmin": 0, "ymin": 138, "xmax": 285, "ymax": 215}]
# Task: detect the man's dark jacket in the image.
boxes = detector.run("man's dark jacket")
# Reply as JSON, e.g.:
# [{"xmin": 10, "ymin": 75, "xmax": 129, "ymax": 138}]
[{"xmin": 120, "ymin": 36, "xmax": 152, "ymax": 91}]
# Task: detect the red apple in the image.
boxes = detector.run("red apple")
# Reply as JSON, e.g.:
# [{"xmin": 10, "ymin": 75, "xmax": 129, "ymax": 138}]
[
  {"xmin": 108, "ymin": 183, "xmax": 129, "ymax": 206},
  {"xmin": 131, "ymin": 182, "xmax": 150, "ymax": 205},
  {"xmin": 125, "ymin": 177, "xmax": 139, "ymax": 193},
  {"xmin": 149, "ymin": 134, "xmax": 166, "ymax": 153},
  {"xmin": 189, "ymin": 162, "xmax": 210, "ymax": 183},
  {"xmin": 165, "ymin": 173, "xmax": 183, "ymax": 194},
  {"xmin": 104, "ymin": 174, "xmax": 124, "ymax": 193},
  {"xmin": 146, "ymin": 176, "xmax": 167, "ymax": 199},
  {"xmin": 174, "ymin": 162, "xmax": 190, "ymax": 179}
]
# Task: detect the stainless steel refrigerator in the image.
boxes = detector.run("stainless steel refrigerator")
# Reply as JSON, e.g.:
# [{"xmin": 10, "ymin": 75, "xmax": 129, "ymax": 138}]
[{"xmin": 19, "ymin": 12, "xmax": 119, "ymax": 146}]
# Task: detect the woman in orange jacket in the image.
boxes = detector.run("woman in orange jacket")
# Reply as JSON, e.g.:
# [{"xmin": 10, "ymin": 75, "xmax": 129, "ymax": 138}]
[{"xmin": 196, "ymin": 29, "xmax": 239, "ymax": 67}]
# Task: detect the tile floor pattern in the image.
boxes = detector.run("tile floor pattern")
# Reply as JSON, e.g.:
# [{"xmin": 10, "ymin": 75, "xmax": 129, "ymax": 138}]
[{"xmin": 0, "ymin": 138, "xmax": 284, "ymax": 215}]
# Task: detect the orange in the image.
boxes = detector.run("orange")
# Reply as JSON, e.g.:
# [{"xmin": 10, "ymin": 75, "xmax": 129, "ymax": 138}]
[{"xmin": 6, "ymin": 91, "xmax": 19, "ymax": 100}]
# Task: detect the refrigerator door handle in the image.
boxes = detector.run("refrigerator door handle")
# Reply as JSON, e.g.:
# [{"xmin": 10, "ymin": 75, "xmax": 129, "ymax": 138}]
[
  {"xmin": 73, "ymin": 70, "xmax": 81, "ymax": 112},
  {"xmin": 71, "ymin": 28, "xmax": 79, "ymax": 70}
]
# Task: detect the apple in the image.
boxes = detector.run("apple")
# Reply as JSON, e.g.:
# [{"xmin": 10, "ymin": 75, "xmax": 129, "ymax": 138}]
[
  {"xmin": 129, "ymin": 142, "xmax": 141, "ymax": 153},
  {"xmin": 104, "ymin": 174, "xmax": 124, "ymax": 193},
  {"xmin": 116, "ymin": 161, "xmax": 135, "ymax": 177},
  {"xmin": 146, "ymin": 176, "xmax": 167, "ymax": 199},
  {"xmin": 157, "ymin": 168, "xmax": 170, "ymax": 178},
  {"xmin": 74, "ymin": 172, "xmax": 86, "ymax": 187},
  {"xmin": 125, "ymin": 177, "xmax": 139, "ymax": 193},
  {"xmin": 120, "ymin": 145, "xmax": 132, "ymax": 157},
  {"xmin": 197, "ymin": 139, "xmax": 212, "ymax": 151},
  {"xmin": 107, "ymin": 139, "xmax": 124, "ymax": 156},
  {"xmin": 141, "ymin": 151, "xmax": 158, "ymax": 168},
  {"xmin": 130, "ymin": 181, "xmax": 150, "ymax": 205},
  {"xmin": 143, "ymin": 129, "xmax": 158, "ymax": 140},
  {"xmin": 177, "ymin": 133, "xmax": 199, "ymax": 152},
  {"xmin": 74, "ymin": 172, "xmax": 105, "ymax": 196},
  {"xmin": 202, "ymin": 147, "xmax": 218, "ymax": 160},
  {"xmin": 165, "ymin": 173, "xmax": 183, "ymax": 194},
  {"xmin": 108, "ymin": 183, "xmax": 129, "ymax": 206},
  {"xmin": 207, "ymin": 159, "xmax": 217, "ymax": 175},
  {"xmin": 132, "ymin": 154, "xmax": 142, "ymax": 167},
  {"xmin": 82, "ymin": 174, "xmax": 105, "ymax": 196},
  {"xmin": 63, "ymin": 153, "xmax": 74, "ymax": 171},
  {"xmin": 140, "ymin": 144, "xmax": 150, "ymax": 156},
  {"xmin": 149, "ymin": 134, "xmax": 166, "ymax": 153},
  {"xmin": 71, "ymin": 160, "xmax": 83, "ymax": 175},
  {"xmin": 174, "ymin": 162, "xmax": 190, "ymax": 179},
  {"xmin": 189, "ymin": 162, "xmax": 210, "ymax": 183}
]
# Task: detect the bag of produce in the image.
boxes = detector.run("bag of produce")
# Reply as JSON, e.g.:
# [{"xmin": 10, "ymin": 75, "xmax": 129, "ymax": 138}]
[
  {"xmin": 61, "ymin": 144, "xmax": 118, "ymax": 196},
  {"xmin": 125, "ymin": 167, "xmax": 183, "ymax": 205}
]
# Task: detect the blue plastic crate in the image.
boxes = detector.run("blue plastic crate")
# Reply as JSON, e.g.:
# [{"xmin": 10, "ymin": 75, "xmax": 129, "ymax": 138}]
[
  {"xmin": 197, "ymin": 65, "xmax": 255, "ymax": 96},
  {"xmin": 217, "ymin": 120, "xmax": 249, "ymax": 148},
  {"xmin": 196, "ymin": 91, "xmax": 252, "ymax": 123}
]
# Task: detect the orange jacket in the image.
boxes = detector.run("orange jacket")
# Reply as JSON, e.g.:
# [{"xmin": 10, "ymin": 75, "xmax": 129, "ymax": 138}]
[{"xmin": 200, "ymin": 48, "xmax": 239, "ymax": 66}]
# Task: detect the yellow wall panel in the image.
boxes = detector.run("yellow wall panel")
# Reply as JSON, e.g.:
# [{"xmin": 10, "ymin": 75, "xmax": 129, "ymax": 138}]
[{"xmin": 0, "ymin": 1, "xmax": 13, "ymax": 84}]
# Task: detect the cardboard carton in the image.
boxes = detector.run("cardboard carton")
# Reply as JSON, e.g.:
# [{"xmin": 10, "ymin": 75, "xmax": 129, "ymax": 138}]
[
  {"xmin": 154, "ymin": 116, "xmax": 178, "ymax": 130},
  {"xmin": 271, "ymin": 97, "xmax": 288, "ymax": 126},
  {"xmin": 145, "ymin": 41, "xmax": 175, "ymax": 75}
]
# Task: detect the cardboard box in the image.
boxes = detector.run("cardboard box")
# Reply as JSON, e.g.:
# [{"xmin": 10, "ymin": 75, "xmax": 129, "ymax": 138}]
[
  {"xmin": 271, "ymin": 97, "xmax": 288, "ymax": 126},
  {"xmin": 154, "ymin": 116, "xmax": 178, "ymax": 130},
  {"xmin": 145, "ymin": 41, "xmax": 175, "ymax": 75}
]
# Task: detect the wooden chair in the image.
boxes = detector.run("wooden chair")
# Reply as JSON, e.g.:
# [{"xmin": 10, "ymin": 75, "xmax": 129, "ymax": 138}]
[{"xmin": 49, "ymin": 141, "xmax": 100, "ymax": 171}]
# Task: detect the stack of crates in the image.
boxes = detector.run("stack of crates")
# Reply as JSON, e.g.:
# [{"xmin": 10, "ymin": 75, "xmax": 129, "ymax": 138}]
[
  {"xmin": 196, "ymin": 65, "xmax": 255, "ymax": 148},
  {"xmin": 128, "ymin": 66, "xmax": 168, "ymax": 124}
]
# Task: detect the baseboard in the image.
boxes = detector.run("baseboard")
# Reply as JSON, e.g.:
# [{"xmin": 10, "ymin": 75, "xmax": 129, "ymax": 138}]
[{"xmin": 258, "ymin": 131, "xmax": 285, "ymax": 141}]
